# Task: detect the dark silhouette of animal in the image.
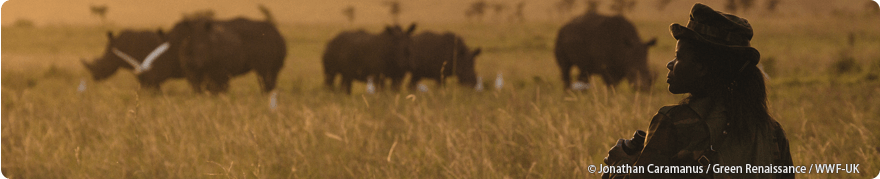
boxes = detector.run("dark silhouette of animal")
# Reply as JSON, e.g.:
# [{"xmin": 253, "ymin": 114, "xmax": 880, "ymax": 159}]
[
  {"xmin": 81, "ymin": 30, "xmax": 183, "ymax": 91},
  {"xmin": 322, "ymin": 24, "xmax": 416, "ymax": 94},
  {"xmin": 405, "ymin": 31, "xmax": 481, "ymax": 89},
  {"xmin": 554, "ymin": 12, "xmax": 657, "ymax": 91},
  {"xmin": 162, "ymin": 6, "xmax": 286, "ymax": 94}
]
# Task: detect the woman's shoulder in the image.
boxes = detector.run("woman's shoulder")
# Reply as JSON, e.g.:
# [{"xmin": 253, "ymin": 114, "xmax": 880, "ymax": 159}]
[
  {"xmin": 648, "ymin": 104, "xmax": 705, "ymax": 134},
  {"xmin": 657, "ymin": 97, "xmax": 720, "ymax": 120},
  {"xmin": 656, "ymin": 104, "xmax": 700, "ymax": 120},
  {"xmin": 657, "ymin": 105, "xmax": 678, "ymax": 114}
]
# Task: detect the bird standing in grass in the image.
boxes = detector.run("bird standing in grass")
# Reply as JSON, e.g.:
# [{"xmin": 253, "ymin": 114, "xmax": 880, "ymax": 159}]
[{"xmin": 494, "ymin": 73, "xmax": 503, "ymax": 90}]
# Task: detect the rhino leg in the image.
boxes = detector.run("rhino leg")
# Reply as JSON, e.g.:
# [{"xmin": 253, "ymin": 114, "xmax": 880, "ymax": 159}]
[
  {"xmin": 600, "ymin": 73, "xmax": 621, "ymax": 87},
  {"xmin": 557, "ymin": 58, "xmax": 573, "ymax": 90},
  {"xmin": 257, "ymin": 69, "xmax": 280, "ymax": 93},
  {"xmin": 386, "ymin": 72, "xmax": 406, "ymax": 92},
  {"xmin": 562, "ymin": 68, "xmax": 574, "ymax": 90},
  {"xmin": 631, "ymin": 78, "xmax": 649, "ymax": 92},
  {"xmin": 185, "ymin": 72, "xmax": 205, "ymax": 93},
  {"xmin": 630, "ymin": 69, "xmax": 653, "ymax": 92},
  {"xmin": 408, "ymin": 75, "xmax": 422, "ymax": 90},
  {"xmin": 576, "ymin": 65, "xmax": 593, "ymax": 84},
  {"xmin": 206, "ymin": 74, "xmax": 230, "ymax": 94},
  {"xmin": 341, "ymin": 76, "xmax": 354, "ymax": 94},
  {"xmin": 436, "ymin": 77, "xmax": 447, "ymax": 88},
  {"xmin": 137, "ymin": 79, "xmax": 163, "ymax": 93},
  {"xmin": 324, "ymin": 71, "xmax": 337, "ymax": 91},
  {"xmin": 374, "ymin": 75, "xmax": 386, "ymax": 91},
  {"xmin": 390, "ymin": 76, "xmax": 403, "ymax": 92}
]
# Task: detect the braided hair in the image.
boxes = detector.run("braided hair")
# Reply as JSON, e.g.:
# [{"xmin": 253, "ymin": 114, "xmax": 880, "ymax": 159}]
[{"xmin": 682, "ymin": 38, "xmax": 772, "ymax": 140}]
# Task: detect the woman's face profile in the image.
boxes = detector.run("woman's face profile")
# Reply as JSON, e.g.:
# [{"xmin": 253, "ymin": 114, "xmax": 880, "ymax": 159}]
[{"xmin": 666, "ymin": 40, "xmax": 707, "ymax": 94}]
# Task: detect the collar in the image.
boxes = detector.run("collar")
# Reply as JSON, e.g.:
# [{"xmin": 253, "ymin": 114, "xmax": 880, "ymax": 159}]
[{"xmin": 686, "ymin": 96, "xmax": 725, "ymax": 119}]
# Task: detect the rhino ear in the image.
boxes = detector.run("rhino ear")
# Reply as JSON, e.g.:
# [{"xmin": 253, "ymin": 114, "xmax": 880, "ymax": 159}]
[
  {"xmin": 472, "ymin": 48, "xmax": 482, "ymax": 57},
  {"xmin": 406, "ymin": 23, "xmax": 417, "ymax": 35},
  {"xmin": 385, "ymin": 26, "xmax": 396, "ymax": 34},
  {"xmin": 156, "ymin": 28, "xmax": 165, "ymax": 38},
  {"xmin": 81, "ymin": 59, "xmax": 94, "ymax": 72},
  {"xmin": 645, "ymin": 38, "xmax": 657, "ymax": 47}
]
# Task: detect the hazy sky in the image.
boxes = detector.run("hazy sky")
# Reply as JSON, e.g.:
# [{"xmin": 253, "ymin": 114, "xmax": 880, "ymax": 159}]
[
  {"xmin": 2, "ymin": 0, "xmax": 560, "ymax": 27},
  {"xmin": 2, "ymin": 0, "xmax": 381, "ymax": 27},
  {"xmin": 1, "ymin": 0, "xmax": 875, "ymax": 27},
  {"xmin": 2, "ymin": 0, "xmax": 468, "ymax": 26}
]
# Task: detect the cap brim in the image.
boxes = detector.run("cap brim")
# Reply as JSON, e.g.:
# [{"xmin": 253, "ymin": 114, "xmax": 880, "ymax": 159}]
[
  {"xmin": 670, "ymin": 23, "xmax": 697, "ymax": 41},
  {"xmin": 670, "ymin": 23, "xmax": 761, "ymax": 65}
]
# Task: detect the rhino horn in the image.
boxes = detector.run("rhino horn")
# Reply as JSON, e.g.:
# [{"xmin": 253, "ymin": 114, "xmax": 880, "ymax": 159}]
[
  {"xmin": 646, "ymin": 38, "xmax": 657, "ymax": 47},
  {"xmin": 156, "ymin": 28, "xmax": 165, "ymax": 39},
  {"xmin": 81, "ymin": 58, "xmax": 93, "ymax": 70},
  {"xmin": 405, "ymin": 23, "xmax": 417, "ymax": 35}
]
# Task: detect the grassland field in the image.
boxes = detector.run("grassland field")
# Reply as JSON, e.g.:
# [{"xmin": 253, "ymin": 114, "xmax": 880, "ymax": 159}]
[{"xmin": 2, "ymin": 0, "xmax": 880, "ymax": 178}]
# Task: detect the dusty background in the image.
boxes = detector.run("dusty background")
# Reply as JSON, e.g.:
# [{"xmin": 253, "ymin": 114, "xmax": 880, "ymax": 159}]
[
  {"xmin": 3, "ymin": 0, "xmax": 880, "ymax": 178},
  {"xmin": 3, "ymin": 0, "xmax": 876, "ymax": 26}
]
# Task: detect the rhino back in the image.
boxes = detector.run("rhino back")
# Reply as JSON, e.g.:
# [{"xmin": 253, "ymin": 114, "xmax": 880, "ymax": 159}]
[
  {"xmin": 410, "ymin": 32, "xmax": 463, "ymax": 78},
  {"xmin": 411, "ymin": 32, "xmax": 450, "ymax": 75},
  {"xmin": 556, "ymin": 13, "xmax": 644, "ymax": 69},
  {"xmin": 224, "ymin": 18, "xmax": 287, "ymax": 72},
  {"xmin": 323, "ymin": 30, "xmax": 394, "ymax": 81},
  {"xmin": 223, "ymin": 18, "xmax": 286, "ymax": 61},
  {"xmin": 106, "ymin": 31, "xmax": 164, "ymax": 64},
  {"xmin": 200, "ymin": 18, "xmax": 285, "ymax": 75}
]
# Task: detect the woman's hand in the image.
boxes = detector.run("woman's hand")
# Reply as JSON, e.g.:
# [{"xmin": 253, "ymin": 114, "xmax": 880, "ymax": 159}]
[{"xmin": 604, "ymin": 139, "xmax": 638, "ymax": 166}]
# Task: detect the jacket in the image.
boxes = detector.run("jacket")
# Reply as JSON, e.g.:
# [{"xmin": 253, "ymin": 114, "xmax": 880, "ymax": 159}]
[{"xmin": 607, "ymin": 97, "xmax": 794, "ymax": 179}]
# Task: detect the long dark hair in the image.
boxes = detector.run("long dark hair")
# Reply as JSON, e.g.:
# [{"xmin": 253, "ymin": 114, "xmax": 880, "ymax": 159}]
[{"xmin": 684, "ymin": 39, "xmax": 772, "ymax": 139}]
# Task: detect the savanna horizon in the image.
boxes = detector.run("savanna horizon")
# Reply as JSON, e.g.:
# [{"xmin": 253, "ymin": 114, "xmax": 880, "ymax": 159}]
[{"xmin": 3, "ymin": 0, "xmax": 880, "ymax": 178}]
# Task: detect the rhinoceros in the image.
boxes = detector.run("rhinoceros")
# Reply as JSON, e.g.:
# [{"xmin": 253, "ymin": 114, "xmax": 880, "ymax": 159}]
[
  {"xmin": 555, "ymin": 12, "xmax": 657, "ymax": 91},
  {"xmin": 160, "ymin": 5, "xmax": 286, "ymax": 94},
  {"xmin": 81, "ymin": 30, "xmax": 182, "ymax": 91},
  {"xmin": 405, "ymin": 31, "xmax": 481, "ymax": 89},
  {"xmin": 322, "ymin": 24, "xmax": 416, "ymax": 94}
]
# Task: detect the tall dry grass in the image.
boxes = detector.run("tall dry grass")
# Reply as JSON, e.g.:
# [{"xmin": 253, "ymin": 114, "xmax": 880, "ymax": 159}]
[{"xmin": 3, "ymin": 0, "xmax": 880, "ymax": 178}]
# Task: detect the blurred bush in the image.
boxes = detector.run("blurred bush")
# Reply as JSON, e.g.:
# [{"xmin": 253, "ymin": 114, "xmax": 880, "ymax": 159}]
[{"xmin": 13, "ymin": 18, "xmax": 35, "ymax": 28}]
